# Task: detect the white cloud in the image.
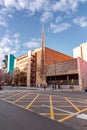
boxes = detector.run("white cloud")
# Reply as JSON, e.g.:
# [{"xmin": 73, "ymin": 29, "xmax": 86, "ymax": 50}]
[
  {"xmin": 73, "ymin": 17, "xmax": 87, "ymax": 27},
  {"xmin": 0, "ymin": 0, "xmax": 77, "ymax": 18},
  {"xmin": 52, "ymin": 0, "xmax": 78, "ymax": 14},
  {"xmin": 4, "ymin": 0, "xmax": 16, "ymax": 8},
  {"xmin": 56, "ymin": 16, "xmax": 62, "ymax": 23},
  {"xmin": 0, "ymin": 32, "xmax": 21, "ymax": 63},
  {"xmin": 50, "ymin": 22, "xmax": 71, "ymax": 33},
  {"xmin": 28, "ymin": 0, "xmax": 44, "ymax": 13},
  {"xmin": 0, "ymin": 0, "xmax": 3, "ymax": 5},
  {"xmin": 0, "ymin": 0, "xmax": 87, "ymax": 16},
  {"xmin": 79, "ymin": 0, "xmax": 87, "ymax": 3},
  {"xmin": 40, "ymin": 11, "xmax": 53, "ymax": 23},
  {"xmin": 0, "ymin": 0, "xmax": 49, "ymax": 27},
  {"xmin": 0, "ymin": 7, "xmax": 14, "ymax": 27},
  {"xmin": 1, "ymin": 0, "xmax": 49, "ymax": 12},
  {"xmin": 52, "ymin": 0, "xmax": 67, "ymax": 12},
  {"xmin": 0, "ymin": 0, "xmax": 87, "ymax": 27},
  {"xmin": 0, "ymin": 33, "xmax": 20, "ymax": 48},
  {"xmin": 24, "ymin": 38, "xmax": 41, "ymax": 48},
  {"xmin": 0, "ymin": 16, "xmax": 7, "ymax": 27},
  {"xmin": 17, "ymin": 0, "xmax": 28, "ymax": 9},
  {"xmin": 68, "ymin": 0, "xmax": 78, "ymax": 12}
]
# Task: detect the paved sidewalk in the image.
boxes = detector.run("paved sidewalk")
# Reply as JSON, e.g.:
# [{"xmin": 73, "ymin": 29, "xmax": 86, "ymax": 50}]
[
  {"xmin": 0, "ymin": 99, "xmax": 75, "ymax": 130},
  {"xmin": 2, "ymin": 85, "xmax": 81, "ymax": 92}
]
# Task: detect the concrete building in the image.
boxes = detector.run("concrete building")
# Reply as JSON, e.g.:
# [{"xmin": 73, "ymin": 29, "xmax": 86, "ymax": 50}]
[
  {"xmin": 14, "ymin": 28, "xmax": 87, "ymax": 89},
  {"xmin": 14, "ymin": 47, "xmax": 73, "ymax": 87},
  {"xmin": 7, "ymin": 54, "xmax": 16, "ymax": 73},
  {"xmin": 46, "ymin": 57, "xmax": 87, "ymax": 89},
  {"xmin": 73, "ymin": 42, "xmax": 87, "ymax": 89},
  {"xmin": 73, "ymin": 42, "xmax": 87, "ymax": 61},
  {"xmin": 2, "ymin": 54, "xmax": 16, "ymax": 73},
  {"xmin": 14, "ymin": 26, "xmax": 74, "ymax": 88}
]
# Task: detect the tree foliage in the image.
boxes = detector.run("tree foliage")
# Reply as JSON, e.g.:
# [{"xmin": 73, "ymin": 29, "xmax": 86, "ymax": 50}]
[{"xmin": 13, "ymin": 67, "xmax": 26, "ymax": 86}]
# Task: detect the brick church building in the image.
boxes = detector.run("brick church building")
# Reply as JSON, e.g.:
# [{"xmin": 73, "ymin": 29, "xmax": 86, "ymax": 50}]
[{"xmin": 14, "ymin": 26, "xmax": 87, "ymax": 89}]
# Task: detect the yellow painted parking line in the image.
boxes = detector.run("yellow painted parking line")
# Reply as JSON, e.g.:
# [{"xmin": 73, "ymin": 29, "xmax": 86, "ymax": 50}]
[
  {"xmin": 40, "ymin": 113, "xmax": 70, "ymax": 116},
  {"xmin": 50, "ymin": 96, "xmax": 54, "ymax": 120},
  {"xmin": 13, "ymin": 93, "xmax": 30, "ymax": 103},
  {"xmin": 65, "ymin": 97, "xmax": 81, "ymax": 112},
  {"xmin": 26, "ymin": 94, "xmax": 39, "ymax": 109},
  {"xmin": 58, "ymin": 107, "xmax": 87, "ymax": 122}
]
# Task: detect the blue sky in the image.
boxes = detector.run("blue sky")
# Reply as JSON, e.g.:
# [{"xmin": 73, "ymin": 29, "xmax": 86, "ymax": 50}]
[{"xmin": 0, "ymin": 0, "xmax": 87, "ymax": 65}]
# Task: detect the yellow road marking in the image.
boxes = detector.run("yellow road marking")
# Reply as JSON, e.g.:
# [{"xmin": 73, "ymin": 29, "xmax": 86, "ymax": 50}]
[
  {"xmin": 50, "ymin": 96, "xmax": 54, "ymax": 120},
  {"xmin": 40, "ymin": 113, "xmax": 70, "ymax": 115},
  {"xmin": 13, "ymin": 93, "xmax": 30, "ymax": 103},
  {"xmin": 58, "ymin": 107, "xmax": 87, "ymax": 122},
  {"xmin": 26, "ymin": 94, "xmax": 39, "ymax": 109},
  {"xmin": 65, "ymin": 97, "xmax": 81, "ymax": 112}
]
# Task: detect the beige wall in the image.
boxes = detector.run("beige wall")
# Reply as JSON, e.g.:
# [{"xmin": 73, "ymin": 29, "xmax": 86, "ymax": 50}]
[
  {"xmin": 77, "ymin": 57, "xmax": 87, "ymax": 89},
  {"xmin": 14, "ymin": 55, "xmax": 28, "ymax": 72},
  {"xmin": 73, "ymin": 42, "xmax": 87, "ymax": 89},
  {"xmin": 46, "ymin": 59, "xmax": 78, "ymax": 76},
  {"xmin": 73, "ymin": 42, "xmax": 87, "ymax": 62},
  {"xmin": 35, "ymin": 48, "xmax": 43, "ymax": 85},
  {"xmin": 27, "ymin": 51, "xmax": 32, "ymax": 87}
]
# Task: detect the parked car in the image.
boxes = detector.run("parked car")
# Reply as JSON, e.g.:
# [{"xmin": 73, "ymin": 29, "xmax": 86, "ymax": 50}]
[{"xmin": 84, "ymin": 87, "xmax": 87, "ymax": 92}]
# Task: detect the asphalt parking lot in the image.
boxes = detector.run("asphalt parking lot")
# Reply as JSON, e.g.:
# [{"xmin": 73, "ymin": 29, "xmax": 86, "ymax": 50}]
[{"xmin": 0, "ymin": 87, "xmax": 87, "ymax": 130}]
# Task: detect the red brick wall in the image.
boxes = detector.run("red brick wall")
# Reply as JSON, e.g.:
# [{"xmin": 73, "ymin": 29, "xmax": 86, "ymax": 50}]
[{"xmin": 45, "ymin": 47, "xmax": 73, "ymax": 65}]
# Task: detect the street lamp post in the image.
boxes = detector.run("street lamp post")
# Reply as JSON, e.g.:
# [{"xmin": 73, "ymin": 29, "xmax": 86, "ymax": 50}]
[
  {"xmin": 51, "ymin": 52, "xmax": 57, "ymax": 90},
  {"xmin": 55, "ymin": 62, "xmax": 56, "ymax": 89}
]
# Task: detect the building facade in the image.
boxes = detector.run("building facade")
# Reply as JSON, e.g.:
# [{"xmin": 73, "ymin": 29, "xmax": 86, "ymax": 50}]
[
  {"xmin": 14, "ymin": 28, "xmax": 87, "ymax": 89},
  {"xmin": 7, "ymin": 54, "xmax": 16, "ymax": 73},
  {"xmin": 14, "ymin": 47, "xmax": 74, "ymax": 87},
  {"xmin": 73, "ymin": 42, "xmax": 87, "ymax": 89},
  {"xmin": 73, "ymin": 42, "xmax": 87, "ymax": 61},
  {"xmin": 2, "ymin": 54, "xmax": 16, "ymax": 73}
]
